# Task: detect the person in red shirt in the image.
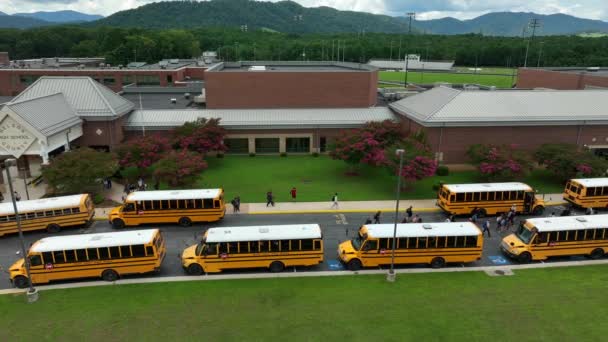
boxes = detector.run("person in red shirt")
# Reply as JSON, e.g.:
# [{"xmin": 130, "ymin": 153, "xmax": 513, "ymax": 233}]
[{"xmin": 290, "ymin": 187, "xmax": 297, "ymax": 202}]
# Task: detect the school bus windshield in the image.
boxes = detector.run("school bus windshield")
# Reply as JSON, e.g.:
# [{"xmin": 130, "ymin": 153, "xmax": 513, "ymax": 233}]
[
  {"xmin": 351, "ymin": 235, "xmax": 364, "ymax": 250},
  {"xmin": 515, "ymin": 224, "xmax": 534, "ymax": 244}
]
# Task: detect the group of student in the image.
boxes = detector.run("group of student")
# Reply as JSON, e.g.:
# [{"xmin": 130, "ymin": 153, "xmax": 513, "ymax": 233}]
[
  {"xmin": 477, "ymin": 205, "xmax": 518, "ymax": 238},
  {"xmin": 361, "ymin": 206, "xmax": 421, "ymax": 225}
]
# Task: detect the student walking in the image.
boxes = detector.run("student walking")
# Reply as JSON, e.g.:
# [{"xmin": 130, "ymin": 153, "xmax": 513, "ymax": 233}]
[
  {"xmin": 231, "ymin": 198, "xmax": 238, "ymax": 213},
  {"xmin": 266, "ymin": 191, "xmax": 275, "ymax": 207},
  {"xmin": 406, "ymin": 206, "xmax": 413, "ymax": 220},
  {"xmin": 14, "ymin": 191, "xmax": 21, "ymax": 201},
  {"xmin": 331, "ymin": 193, "xmax": 339, "ymax": 209},
  {"xmin": 373, "ymin": 211, "xmax": 381, "ymax": 224},
  {"xmin": 290, "ymin": 187, "xmax": 297, "ymax": 202},
  {"xmin": 412, "ymin": 214, "xmax": 421, "ymax": 223},
  {"xmin": 235, "ymin": 196, "xmax": 241, "ymax": 213},
  {"xmin": 482, "ymin": 219, "xmax": 491, "ymax": 238},
  {"xmin": 364, "ymin": 217, "xmax": 372, "ymax": 225}
]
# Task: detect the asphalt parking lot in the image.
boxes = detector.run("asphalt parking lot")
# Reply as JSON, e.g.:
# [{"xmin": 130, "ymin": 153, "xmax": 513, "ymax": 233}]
[{"xmin": 0, "ymin": 205, "xmax": 598, "ymax": 289}]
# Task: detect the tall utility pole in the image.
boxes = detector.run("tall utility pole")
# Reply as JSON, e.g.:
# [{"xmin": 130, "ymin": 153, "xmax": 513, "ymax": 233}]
[
  {"xmin": 523, "ymin": 18, "xmax": 541, "ymax": 68},
  {"xmin": 404, "ymin": 12, "xmax": 415, "ymax": 86},
  {"xmin": 390, "ymin": 41, "xmax": 393, "ymax": 60},
  {"xmin": 407, "ymin": 12, "xmax": 415, "ymax": 34}
]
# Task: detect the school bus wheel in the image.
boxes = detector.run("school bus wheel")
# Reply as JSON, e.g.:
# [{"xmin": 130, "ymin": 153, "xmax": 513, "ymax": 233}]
[
  {"xmin": 111, "ymin": 219, "xmax": 125, "ymax": 229},
  {"xmin": 589, "ymin": 248, "xmax": 605, "ymax": 260},
  {"xmin": 178, "ymin": 217, "xmax": 192, "ymax": 227},
  {"xmin": 46, "ymin": 224, "xmax": 61, "ymax": 234},
  {"xmin": 13, "ymin": 276, "xmax": 29, "ymax": 289},
  {"xmin": 518, "ymin": 252, "xmax": 532, "ymax": 264},
  {"xmin": 532, "ymin": 206, "xmax": 545, "ymax": 216},
  {"xmin": 101, "ymin": 269, "xmax": 119, "ymax": 282},
  {"xmin": 430, "ymin": 257, "xmax": 446, "ymax": 269},
  {"xmin": 186, "ymin": 263, "xmax": 204, "ymax": 275},
  {"xmin": 347, "ymin": 259, "xmax": 362, "ymax": 271},
  {"xmin": 269, "ymin": 261, "xmax": 285, "ymax": 273}
]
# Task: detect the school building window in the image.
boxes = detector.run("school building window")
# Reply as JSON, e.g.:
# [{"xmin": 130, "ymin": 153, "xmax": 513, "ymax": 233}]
[
  {"xmin": 225, "ymin": 138, "xmax": 249, "ymax": 154},
  {"xmin": 286, "ymin": 137, "xmax": 310, "ymax": 153},
  {"xmin": 255, "ymin": 138, "xmax": 279, "ymax": 153}
]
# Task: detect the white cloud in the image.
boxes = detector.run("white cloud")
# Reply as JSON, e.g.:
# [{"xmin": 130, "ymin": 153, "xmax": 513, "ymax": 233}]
[{"xmin": 0, "ymin": 0, "xmax": 606, "ymax": 21}]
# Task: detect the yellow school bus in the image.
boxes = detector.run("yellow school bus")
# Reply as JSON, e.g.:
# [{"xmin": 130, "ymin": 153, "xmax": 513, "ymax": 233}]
[
  {"xmin": 501, "ymin": 215, "xmax": 608, "ymax": 263},
  {"xmin": 563, "ymin": 178, "xmax": 608, "ymax": 209},
  {"xmin": 437, "ymin": 182, "xmax": 545, "ymax": 217},
  {"xmin": 109, "ymin": 189, "xmax": 225, "ymax": 228},
  {"xmin": 182, "ymin": 224, "xmax": 323, "ymax": 274},
  {"xmin": 0, "ymin": 194, "xmax": 94, "ymax": 237},
  {"xmin": 9, "ymin": 229, "xmax": 165, "ymax": 288},
  {"xmin": 338, "ymin": 222, "xmax": 483, "ymax": 270}
]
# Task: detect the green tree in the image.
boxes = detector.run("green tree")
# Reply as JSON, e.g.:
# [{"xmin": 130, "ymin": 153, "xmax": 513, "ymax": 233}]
[
  {"xmin": 535, "ymin": 144, "xmax": 608, "ymax": 181},
  {"xmin": 41, "ymin": 148, "xmax": 118, "ymax": 195}
]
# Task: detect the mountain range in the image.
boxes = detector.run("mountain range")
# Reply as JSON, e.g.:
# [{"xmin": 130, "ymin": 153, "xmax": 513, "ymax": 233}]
[
  {"xmin": 0, "ymin": 10, "xmax": 102, "ymax": 29},
  {"xmin": 92, "ymin": 0, "xmax": 608, "ymax": 36},
  {"xmin": 2, "ymin": 0, "xmax": 608, "ymax": 36}
]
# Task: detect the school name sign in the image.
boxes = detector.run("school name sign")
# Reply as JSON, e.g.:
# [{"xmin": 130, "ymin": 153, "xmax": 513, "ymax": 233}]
[{"xmin": 0, "ymin": 116, "xmax": 36, "ymax": 158}]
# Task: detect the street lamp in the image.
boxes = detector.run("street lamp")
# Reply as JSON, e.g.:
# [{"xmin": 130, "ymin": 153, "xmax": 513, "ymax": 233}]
[
  {"xmin": 387, "ymin": 149, "xmax": 405, "ymax": 282},
  {"xmin": 2, "ymin": 158, "xmax": 38, "ymax": 301}
]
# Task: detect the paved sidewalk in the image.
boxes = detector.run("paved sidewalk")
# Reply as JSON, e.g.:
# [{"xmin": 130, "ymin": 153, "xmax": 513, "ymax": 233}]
[{"xmin": 94, "ymin": 185, "xmax": 566, "ymax": 217}]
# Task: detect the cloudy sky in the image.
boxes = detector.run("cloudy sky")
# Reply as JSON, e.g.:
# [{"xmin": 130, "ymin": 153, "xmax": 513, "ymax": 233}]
[{"xmin": 1, "ymin": 0, "xmax": 607, "ymax": 21}]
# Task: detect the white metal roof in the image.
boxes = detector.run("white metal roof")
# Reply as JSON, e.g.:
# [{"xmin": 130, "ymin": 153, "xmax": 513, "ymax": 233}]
[
  {"xmin": 205, "ymin": 224, "xmax": 322, "ymax": 243},
  {"xmin": 0, "ymin": 194, "xmax": 87, "ymax": 216},
  {"xmin": 11, "ymin": 76, "xmax": 134, "ymax": 118},
  {"xmin": 390, "ymin": 87, "xmax": 608, "ymax": 127},
  {"xmin": 4, "ymin": 93, "xmax": 82, "ymax": 137},
  {"xmin": 443, "ymin": 182, "xmax": 533, "ymax": 193},
  {"xmin": 30, "ymin": 229, "xmax": 159, "ymax": 253},
  {"xmin": 126, "ymin": 189, "xmax": 222, "ymax": 202},
  {"xmin": 525, "ymin": 215, "xmax": 608, "ymax": 233},
  {"xmin": 124, "ymin": 107, "xmax": 398, "ymax": 130},
  {"xmin": 364, "ymin": 222, "xmax": 481, "ymax": 238},
  {"xmin": 570, "ymin": 178, "xmax": 608, "ymax": 187}
]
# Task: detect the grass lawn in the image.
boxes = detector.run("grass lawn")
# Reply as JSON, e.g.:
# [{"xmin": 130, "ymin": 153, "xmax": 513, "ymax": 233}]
[
  {"xmin": 190, "ymin": 156, "xmax": 564, "ymax": 203},
  {"xmin": 453, "ymin": 66, "xmax": 517, "ymax": 75},
  {"xmin": 379, "ymin": 70, "xmax": 516, "ymax": 88},
  {"xmin": 2, "ymin": 265, "xmax": 608, "ymax": 341}
]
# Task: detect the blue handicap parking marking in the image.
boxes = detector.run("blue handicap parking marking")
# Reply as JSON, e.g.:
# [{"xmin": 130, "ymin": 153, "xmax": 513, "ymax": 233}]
[
  {"xmin": 488, "ymin": 255, "xmax": 511, "ymax": 265},
  {"xmin": 327, "ymin": 259, "xmax": 345, "ymax": 270}
]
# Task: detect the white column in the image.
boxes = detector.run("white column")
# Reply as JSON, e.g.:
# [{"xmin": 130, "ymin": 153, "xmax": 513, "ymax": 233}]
[
  {"xmin": 279, "ymin": 137, "xmax": 286, "ymax": 153},
  {"xmin": 248, "ymin": 137, "xmax": 255, "ymax": 154}
]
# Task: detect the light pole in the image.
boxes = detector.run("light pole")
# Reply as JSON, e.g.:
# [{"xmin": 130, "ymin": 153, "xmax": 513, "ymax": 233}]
[
  {"xmin": 537, "ymin": 42, "xmax": 545, "ymax": 68},
  {"xmin": 387, "ymin": 149, "xmax": 405, "ymax": 282},
  {"xmin": 3, "ymin": 159, "xmax": 38, "ymax": 301},
  {"xmin": 407, "ymin": 12, "xmax": 415, "ymax": 34}
]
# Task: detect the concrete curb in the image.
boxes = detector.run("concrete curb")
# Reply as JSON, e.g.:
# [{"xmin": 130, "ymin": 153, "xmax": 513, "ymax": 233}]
[
  {"xmin": 248, "ymin": 207, "xmax": 441, "ymax": 215},
  {"xmin": 2, "ymin": 257, "xmax": 606, "ymax": 295},
  {"xmin": 248, "ymin": 201, "xmax": 568, "ymax": 215}
]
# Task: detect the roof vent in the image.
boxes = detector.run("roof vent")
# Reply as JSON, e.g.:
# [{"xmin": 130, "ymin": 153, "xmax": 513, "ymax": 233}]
[
  {"xmin": 422, "ymin": 224, "xmax": 432, "ymax": 230},
  {"xmin": 259, "ymin": 228, "xmax": 269, "ymax": 233},
  {"xmin": 170, "ymin": 98, "xmax": 177, "ymax": 104},
  {"xmin": 576, "ymin": 217, "xmax": 588, "ymax": 222},
  {"xmin": 170, "ymin": 191, "xmax": 179, "ymax": 195},
  {"xmin": 587, "ymin": 67, "xmax": 600, "ymax": 72}
]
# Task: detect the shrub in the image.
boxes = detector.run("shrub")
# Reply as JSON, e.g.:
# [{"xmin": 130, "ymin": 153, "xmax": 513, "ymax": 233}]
[
  {"xmin": 280, "ymin": 152, "xmax": 287, "ymax": 157},
  {"xmin": 93, "ymin": 193, "xmax": 105, "ymax": 205},
  {"xmin": 216, "ymin": 152, "xmax": 224, "ymax": 158},
  {"xmin": 312, "ymin": 152, "xmax": 320, "ymax": 157},
  {"xmin": 436, "ymin": 165, "xmax": 449, "ymax": 176},
  {"xmin": 249, "ymin": 152, "xmax": 256, "ymax": 157},
  {"xmin": 432, "ymin": 183, "xmax": 441, "ymax": 191}
]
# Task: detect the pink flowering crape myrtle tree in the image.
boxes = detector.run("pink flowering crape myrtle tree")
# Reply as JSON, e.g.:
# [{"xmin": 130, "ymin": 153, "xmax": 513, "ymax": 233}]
[
  {"xmin": 467, "ymin": 144, "xmax": 534, "ymax": 181},
  {"xmin": 153, "ymin": 150, "xmax": 208, "ymax": 186}
]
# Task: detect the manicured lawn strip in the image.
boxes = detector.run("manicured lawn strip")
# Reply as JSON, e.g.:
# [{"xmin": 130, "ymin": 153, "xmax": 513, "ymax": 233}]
[
  {"xmin": 1, "ymin": 265, "xmax": 608, "ymax": 341},
  {"xmin": 379, "ymin": 70, "xmax": 516, "ymax": 88},
  {"xmin": 193, "ymin": 156, "xmax": 564, "ymax": 203},
  {"xmin": 453, "ymin": 66, "xmax": 517, "ymax": 75}
]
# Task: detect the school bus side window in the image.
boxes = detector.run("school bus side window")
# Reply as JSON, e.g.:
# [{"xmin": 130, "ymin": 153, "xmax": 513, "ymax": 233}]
[
  {"xmin": 455, "ymin": 193, "xmax": 465, "ymax": 202},
  {"xmin": 30, "ymin": 254, "xmax": 42, "ymax": 266},
  {"xmin": 203, "ymin": 199, "xmax": 214, "ymax": 209},
  {"xmin": 363, "ymin": 240, "xmax": 378, "ymax": 251},
  {"xmin": 42, "ymin": 252, "xmax": 53, "ymax": 264}
]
